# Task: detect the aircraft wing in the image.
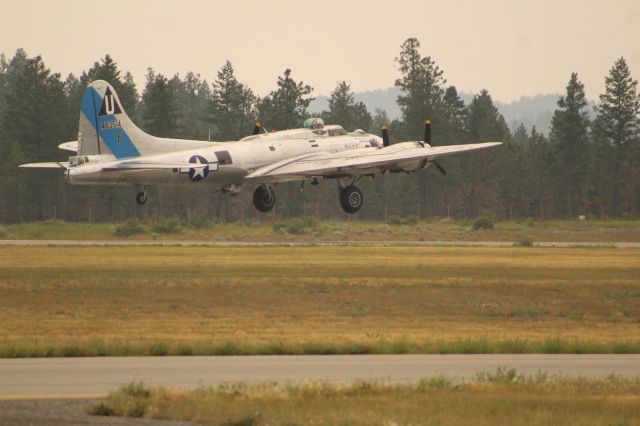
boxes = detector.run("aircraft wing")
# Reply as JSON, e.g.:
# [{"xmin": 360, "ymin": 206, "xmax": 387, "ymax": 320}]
[
  {"xmin": 19, "ymin": 162, "xmax": 69, "ymax": 169},
  {"xmin": 245, "ymin": 142, "xmax": 501, "ymax": 182}
]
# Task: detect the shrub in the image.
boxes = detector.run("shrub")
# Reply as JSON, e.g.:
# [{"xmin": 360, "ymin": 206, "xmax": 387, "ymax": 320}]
[
  {"xmin": 114, "ymin": 218, "xmax": 146, "ymax": 237},
  {"xmin": 0, "ymin": 226, "xmax": 8, "ymax": 238},
  {"xmin": 152, "ymin": 217, "xmax": 182, "ymax": 234},
  {"xmin": 472, "ymin": 214, "xmax": 495, "ymax": 231},
  {"xmin": 514, "ymin": 234, "xmax": 534, "ymax": 247}
]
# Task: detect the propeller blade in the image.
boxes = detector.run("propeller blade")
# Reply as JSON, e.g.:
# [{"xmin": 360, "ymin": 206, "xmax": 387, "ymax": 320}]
[
  {"xmin": 433, "ymin": 160, "xmax": 447, "ymax": 176},
  {"xmin": 381, "ymin": 125, "xmax": 390, "ymax": 147},
  {"xmin": 252, "ymin": 121, "xmax": 263, "ymax": 135},
  {"xmin": 424, "ymin": 119, "xmax": 432, "ymax": 145}
]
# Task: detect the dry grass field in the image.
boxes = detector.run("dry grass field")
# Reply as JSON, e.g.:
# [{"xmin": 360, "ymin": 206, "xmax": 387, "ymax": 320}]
[
  {"xmin": 0, "ymin": 245, "xmax": 638, "ymax": 356},
  {"xmin": 93, "ymin": 374, "xmax": 640, "ymax": 425}
]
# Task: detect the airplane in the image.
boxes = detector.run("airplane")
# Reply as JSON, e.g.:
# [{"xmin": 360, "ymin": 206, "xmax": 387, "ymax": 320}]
[{"xmin": 20, "ymin": 80, "xmax": 501, "ymax": 214}]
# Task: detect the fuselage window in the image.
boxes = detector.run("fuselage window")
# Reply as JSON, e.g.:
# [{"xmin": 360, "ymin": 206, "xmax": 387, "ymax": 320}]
[{"xmin": 215, "ymin": 151, "xmax": 232, "ymax": 165}]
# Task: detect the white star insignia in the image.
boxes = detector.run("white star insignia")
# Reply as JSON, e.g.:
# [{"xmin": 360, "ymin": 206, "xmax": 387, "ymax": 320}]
[{"xmin": 192, "ymin": 156, "xmax": 207, "ymax": 179}]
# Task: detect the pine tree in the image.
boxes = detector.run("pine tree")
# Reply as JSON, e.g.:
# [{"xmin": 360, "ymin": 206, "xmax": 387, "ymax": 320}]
[
  {"xmin": 141, "ymin": 69, "xmax": 178, "ymax": 138},
  {"xmin": 592, "ymin": 57, "xmax": 640, "ymax": 216},
  {"xmin": 395, "ymin": 37, "xmax": 445, "ymax": 139},
  {"xmin": 210, "ymin": 61, "xmax": 256, "ymax": 140},
  {"xmin": 351, "ymin": 101, "xmax": 372, "ymax": 131},
  {"xmin": 80, "ymin": 55, "xmax": 138, "ymax": 116},
  {"xmin": 326, "ymin": 81, "xmax": 355, "ymax": 127},
  {"xmin": 1, "ymin": 50, "xmax": 67, "ymax": 222},
  {"xmin": 549, "ymin": 73, "xmax": 590, "ymax": 217},
  {"xmin": 257, "ymin": 69, "xmax": 313, "ymax": 130},
  {"xmin": 323, "ymin": 81, "xmax": 372, "ymax": 131},
  {"xmin": 461, "ymin": 89, "xmax": 510, "ymax": 217},
  {"xmin": 394, "ymin": 38, "xmax": 446, "ymax": 218},
  {"xmin": 170, "ymin": 72, "xmax": 212, "ymax": 140}
]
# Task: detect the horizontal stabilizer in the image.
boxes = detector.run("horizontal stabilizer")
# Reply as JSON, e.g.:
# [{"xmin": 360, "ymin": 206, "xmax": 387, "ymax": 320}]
[
  {"xmin": 19, "ymin": 162, "xmax": 68, "ymax": 169},
  {"xmin": 58, "ymin": 141, "xmax": 79, "ymax": 152}
]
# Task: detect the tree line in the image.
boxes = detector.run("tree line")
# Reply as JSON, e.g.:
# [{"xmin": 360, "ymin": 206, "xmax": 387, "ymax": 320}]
[{"xmin": 0, "ymin": 37, "xmax": 638, "ymax": 224}]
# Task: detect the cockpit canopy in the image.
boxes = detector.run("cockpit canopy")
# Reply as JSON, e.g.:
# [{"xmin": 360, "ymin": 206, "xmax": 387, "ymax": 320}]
[{"xmin": 303, "ymin": 118, "xmax": 325, "ymax": 129}]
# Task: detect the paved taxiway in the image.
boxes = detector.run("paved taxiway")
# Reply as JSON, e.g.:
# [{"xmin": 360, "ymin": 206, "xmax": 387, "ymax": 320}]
[
  {"xmin": 1, "ymin": 355, "xmax": 638, "ymax": 399},
  {"xmin": 1, "ymin": 240, "xmax": 639, "ymax": 247}
]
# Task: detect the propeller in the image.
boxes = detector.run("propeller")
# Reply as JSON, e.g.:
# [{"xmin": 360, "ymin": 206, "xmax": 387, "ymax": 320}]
[
  {"xmin": 381, "ymin": 125, "xmax": 390, "ymax": 147},
  {"xmin": 252, "ymin": 121, "xmax": 263, "ymax": 135},
  {"xmin": 424, "ymin": 119, "xmax": 432, "ymax": 145},
  {"xmin": 423, "ymin": 119, "xmax": 447, "ymax": 176}
]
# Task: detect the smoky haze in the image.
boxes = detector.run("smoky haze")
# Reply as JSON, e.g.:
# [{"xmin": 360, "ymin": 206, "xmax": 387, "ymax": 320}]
[{"xmin": 1, "ymin": 0, "xmax": 639, "ymax": 102}]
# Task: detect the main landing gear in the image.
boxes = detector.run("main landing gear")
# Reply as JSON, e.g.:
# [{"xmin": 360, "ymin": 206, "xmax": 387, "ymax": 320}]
[
  {"xmin": 339, "ymin": 185, "xmax": 363, "ymax": 214},
  {"xmin": 253, "ymin": 184, "xmax": 276, "ymax": 212},
  {"xmin": 136, "ymin": 191, "xmax": 148, "ymax": 205},
  {"xmin": 251, "ymin": 180, "xmax": 364, "ymax": 214}
]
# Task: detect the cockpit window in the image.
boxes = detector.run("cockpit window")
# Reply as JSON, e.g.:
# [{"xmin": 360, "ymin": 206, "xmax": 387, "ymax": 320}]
[
  {"xmin": 215, "ymin": 151, "xmax": 232, "ymax": 165},
  {"xmin": 327, "ymin": 128, "xmax": 348, "ymax": 137}
]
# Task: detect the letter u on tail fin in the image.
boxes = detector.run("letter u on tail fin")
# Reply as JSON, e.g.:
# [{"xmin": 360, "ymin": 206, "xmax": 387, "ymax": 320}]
[{"xmin": 79, "ymin": 80, "xmax": 141, "ymax": 158}]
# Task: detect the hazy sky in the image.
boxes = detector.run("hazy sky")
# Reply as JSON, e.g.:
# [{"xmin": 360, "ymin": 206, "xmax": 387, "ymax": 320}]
[{"xmin": 2, "ymin": 0, "xmax": 639, "ymax": 102}]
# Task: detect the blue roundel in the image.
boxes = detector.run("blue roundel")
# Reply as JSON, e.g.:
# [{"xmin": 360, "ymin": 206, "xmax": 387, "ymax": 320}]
[{"xmin": 188, "ymin": 155, "xmax": 209, "ymax": 181}]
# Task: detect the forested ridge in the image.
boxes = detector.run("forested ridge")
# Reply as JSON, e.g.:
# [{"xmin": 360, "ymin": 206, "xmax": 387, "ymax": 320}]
[{"xmin": 0, "ymin": 38, "xmax": 639, "ymax": 223}]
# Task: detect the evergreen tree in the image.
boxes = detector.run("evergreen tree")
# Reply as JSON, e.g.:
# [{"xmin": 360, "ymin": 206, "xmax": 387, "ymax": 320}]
[
  {"xmin": 257, "ymin": 69, "xmax": 313, "ymax": 130},
  {"xmin": 549, "ymin": 73, "xmax": 590, "ymax": 217},
  {"xmin": 395, "ymin": 37, "xmax": 445, "ymax": 139},
  {"xmin": 394, "ymin": 37, "xmax": 447, "ymax": 217},
  {"xmin": 323, "ymin": 81, "xmax": 372, "ymax": 130},
  {"xmin": 80, "ymin": 55, "xmax": 138, "ymax": 116},
  {"xmin": 210, "ymin": 61, "xmax": 256, "ymax": 140},
  {"xmin": 460, "ymin": 89, "xmax": 510, "ymax": 217},
  {"xmin": 326, "ymin": 81, "xmax": 355, "ymax": 127},
  {"xmin": 1, "ymin": 50, "xmax": 67, "ymax": 221},
  {"xmin": 141, "ymin": 69, "xmax": 178, "ymax": 138},
  {"xmin": 351, "ymin": 101, "xmax": 372, "ymax": 131},
  {"xmin": 592, "ymin": 57, "xmax": 640, "ymax": 216},
  {"xmin": 170, "ymin": 72, "xmax": 212, "ymax": 140}
]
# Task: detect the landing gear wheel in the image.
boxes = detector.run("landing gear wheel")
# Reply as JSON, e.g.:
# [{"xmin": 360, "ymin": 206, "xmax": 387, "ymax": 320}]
[
  {"xmin": 136, "ymin": 191, "xmax": 148, "ymax": 205},
  {"xmin": 339, "ymin": 185, "xmax": 363, "ymax": 214},
  {"xmin": 253, "ymin": 185, "xmax": 276, "ymax": 212}
]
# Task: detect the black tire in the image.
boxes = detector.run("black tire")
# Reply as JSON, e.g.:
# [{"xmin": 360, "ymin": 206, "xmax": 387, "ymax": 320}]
[
  {"xmin": 136, "ymin": 191, "xmax": 148, "ymax": 205},
  {"xmin": 253, "ymin": 185, "xmax": 276, "ymax": 212},
  {"xmin": 339, "ymin": 185, "xmax": 363, "ymax": 214}
]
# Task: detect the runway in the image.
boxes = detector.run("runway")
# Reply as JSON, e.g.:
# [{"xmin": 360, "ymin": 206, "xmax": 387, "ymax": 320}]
[
  {"xmin": 1, "ymin": 355, "xmax": 639, "ymax": 399},
  {"xmin": 0, "ymin": 239, "xmax": 639, "ymax": 248}
]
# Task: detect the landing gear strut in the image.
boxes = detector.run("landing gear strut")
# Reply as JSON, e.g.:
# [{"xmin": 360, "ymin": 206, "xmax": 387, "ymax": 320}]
[
  {"xmin": 339, "ymin": 185, "xmax": 363, "ymax": 214},
  {"xmin": 136, "ymin": 191, "xmax": 148, "ymax": 205},
  {"xmin": 253, "ymin": 185, "xmax": 276, "ymax": 212}
]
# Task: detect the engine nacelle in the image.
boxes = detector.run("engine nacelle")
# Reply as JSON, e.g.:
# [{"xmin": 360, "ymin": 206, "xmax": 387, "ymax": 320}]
[{"xmin": 389, "ymin": 158, "xmax": 429, "ymax": 173}]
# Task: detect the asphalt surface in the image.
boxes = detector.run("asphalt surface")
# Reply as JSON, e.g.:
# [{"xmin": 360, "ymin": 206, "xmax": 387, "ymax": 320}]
[
  {"xmin": 1, "ymin": 354, "xmax": 639, "ymax": 400},
  {"xmin": 0, "ymin": 239, "xmax": 639, "ymax": 247}
]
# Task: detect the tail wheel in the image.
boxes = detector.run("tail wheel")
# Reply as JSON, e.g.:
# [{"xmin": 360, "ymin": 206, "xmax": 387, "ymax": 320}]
[
  {"xmin": 136, "ymin": 191, "xmax": 148, "ymax": 206},
  {"xmin": 253, "ymin": 185, "xmax": 276, "ymax": 212},
  {"xmin": 339, "ymin": 185, "xmax": 363, "ymax": 214}
]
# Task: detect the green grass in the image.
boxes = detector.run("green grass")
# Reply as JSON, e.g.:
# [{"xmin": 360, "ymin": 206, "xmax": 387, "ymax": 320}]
[
  {"xmin": 2, "ymin": 337, "xmax": 639, "ymax": 358},
  {"xmin": 91, "ymin": 373, "xmax": 640, "ymax": 425},
  {"xmin": 3, "ymin": 218, "xmax": 640, "ymax": 242}
]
